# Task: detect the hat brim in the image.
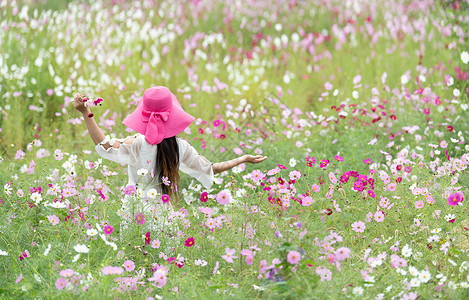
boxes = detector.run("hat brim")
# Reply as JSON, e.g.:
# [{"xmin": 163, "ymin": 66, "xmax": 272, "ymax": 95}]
[{"xmin": 122, "ymin": 93, "xmax": 195, "ymax": 142}]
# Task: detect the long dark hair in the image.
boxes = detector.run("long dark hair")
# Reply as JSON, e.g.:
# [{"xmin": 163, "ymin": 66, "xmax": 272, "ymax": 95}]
[{"xmin": 156, "ymin": 136, "xmax": 180, "ymax": 203}]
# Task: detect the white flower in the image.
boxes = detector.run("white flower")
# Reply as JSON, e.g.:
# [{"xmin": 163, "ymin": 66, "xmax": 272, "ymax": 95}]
[
  {"xmin": 137, "ymin": 168, "xmax": 148, "ymax": 176},
  {"xmin": 401, "ymin": 74, "xmax": 409, "ymax": 85},
  {"xmin": 460, "ymin": 282, "xmax": 469, "ymax": 288},
  {"xmin": 50, "ymin": 202, "xmax": 67, "ymax": 208},
  {"xmin": 3, "ymin": 183, "xmax": 12, "ymax": 196},
  {"xmin": 444, "ymin": 214, "xmax": 456, "ymax": 221},
  {"xmin": 43, "ymin": 243, "xmax": 51, "ymax": 256},
  {"xmin": 408, "ymin": 266, "xmax": 419, "ymax": 277},
  {"xmin": 0, "ymin": 249, "xmax": 8, "ymax": 256},
  {"xmin": 418, "ymin": 270, "xmax": 431, "ymax": 283},
  {"xmin": 147, "ymin": 188, "xmax": 158, "ymax": 199},
  {"xmin": 431, "ymin": 228, "xmax": 442, "ymax": 233},
  {"xmin": 453, "ymin": 89, "xmax": 460, "ymax": 97},
  {"xmin": 72, "ymin": 254, "xmax": 80, "ymax": 262},
  {"xmin": 289, "ymin": 158, "xmax": 297, "ymax": 168},
  {"xmin": 87, "ymin": 228, "xmax": 98, "ymax": 236},
  {"xmin": 409, "ymin": 277, "xmax": 421, "ymax": 287},
  {"xmin": 461, "ymin": 51, "xmax": 469, "ymax": 64},
  {"xmin": 447, "ymin": 76, "xmax": 454, "ymax": 86},
  {"xmin": 352, "ymin": 90, "xmax": 359, "ymax": 99},
  {"xmin": 352, "ymin": 286, "xmax": 364, "ymax": 295},
  {"xmin": 448, "ymin": 281, "xmax": 457, "ymax": 290},
  {"xmin": 30, "ymin": 192, "xmax": 42, "ymax": 204},
  {"xmin": 402, "ymin": 244, "xmax": 412, "ymax": 257},
  {"xmin": 74, "ymin": 244, "xmax": 89, "ymax": 253},
  {"xmin": 34, "ymin": 274, "xmax": 42, "ymax": 282},
  {"xmin": 419, "ymin": 74, "xmax": 426, "ymax": 82}
]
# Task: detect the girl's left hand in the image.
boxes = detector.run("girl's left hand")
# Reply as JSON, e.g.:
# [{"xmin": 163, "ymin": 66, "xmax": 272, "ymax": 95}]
[{"xmin": 73, "ymin": 93, "xmax": 89, "ymax": 114}]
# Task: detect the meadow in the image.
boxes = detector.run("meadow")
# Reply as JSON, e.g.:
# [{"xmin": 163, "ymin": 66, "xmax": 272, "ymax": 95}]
[{"xmin": 0, "ymin": 0, "xmax": 468, "ymax": 298}]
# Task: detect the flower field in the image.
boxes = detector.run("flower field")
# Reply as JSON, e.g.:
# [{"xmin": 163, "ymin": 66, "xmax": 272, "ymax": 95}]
[{"xmin": 0, "ymin": 0, "xmax": 468, "ymax": 299}]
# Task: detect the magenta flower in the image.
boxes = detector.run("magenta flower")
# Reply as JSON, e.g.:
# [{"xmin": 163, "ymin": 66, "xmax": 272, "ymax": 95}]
[
  {"xmin": 216, "ymin": 190, "xmax": 230, "ymax": 205},
  {"xmin": 368, "ymin": 190, "xmax": 375, "ymax": 198},
  {"xmin": 123, "ymin": 260, "xmax": 135, "ymax": 272},
  {"xmin": 185, "ymin": 237, "xmax": 195, "ymax": 247},
  {"xmin": 319, "ymin": 159, "xmax": 329, "ymax": 169},
  {"xmin": 55, "ymin": 277, "xmax": 68, "ymax": 290},
  {"xmin": 200, "ymin": 191, "xmax": 208, "ymax": 203},
  {"xmin": 447, "ymin": 192, "xmax": 463, "ymax": 206},
  {"xmin": 103, "ymin": 225, "xmax": 113, "ymax": 235},
  {"xmin": 145, "ymin": 232, "xmax": 151, "ymax": 245},
  {"xmin": 334, "ymin": 155, "xmax": 344, "ymax": 161},
  {"xmin": 161, "ymin": 194, "xmax": 170, "ymax": 203},
  {"xmin": 287, "ymin": 250, "xmax": 301, "ymax": 264},
  {"xmin": 124, "ymin": 185, "xmax": 136, "ymax": 195},
  {"xmin": 134, "ymin": 212, "xmax": 145, "ymax": 225}
]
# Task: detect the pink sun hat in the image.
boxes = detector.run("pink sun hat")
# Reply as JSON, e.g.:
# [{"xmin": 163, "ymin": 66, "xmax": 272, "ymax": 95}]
[{"xmin": 122, "ymin": 86, "xmax": 195, "ymax": 145}]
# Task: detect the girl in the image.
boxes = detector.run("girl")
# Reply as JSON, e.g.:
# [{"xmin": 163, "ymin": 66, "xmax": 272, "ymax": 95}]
[{"xmin": 73, "ymin": 86, "xmax": 267, "ymax": 235}]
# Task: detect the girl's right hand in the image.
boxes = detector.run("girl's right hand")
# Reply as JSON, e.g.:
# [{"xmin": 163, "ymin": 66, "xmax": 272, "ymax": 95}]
[
  {"xmin": 73, "ymin": 93, "xmax": 89, "ymax": 114},
  {"xmin": 243, "ymin": 155, "xmax": 268, "ymax": 164}
]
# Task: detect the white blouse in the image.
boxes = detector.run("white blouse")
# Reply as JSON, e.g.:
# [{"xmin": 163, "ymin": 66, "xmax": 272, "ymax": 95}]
[{"xmin": 95, "ymin": 133, "xmax": 214, "ymax": 193}]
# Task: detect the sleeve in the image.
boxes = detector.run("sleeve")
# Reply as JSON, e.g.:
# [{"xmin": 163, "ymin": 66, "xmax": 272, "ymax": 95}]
[
  {"xmin": 95, "ymin": 134, "xmax": 143, "ymax": 165},
  {"xmin": 178, "ymin": 138, "xmax": 214, "ymax": 189}
]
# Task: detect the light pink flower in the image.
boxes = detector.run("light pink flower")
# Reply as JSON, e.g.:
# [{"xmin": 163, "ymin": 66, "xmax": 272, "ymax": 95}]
[
  {"xmin": 287, "ymin": 250, "xmax": 301, "ymax": 264},
  {"xmin": 221, "ymin": 248, "xmax": 237, "ymax": 263}
]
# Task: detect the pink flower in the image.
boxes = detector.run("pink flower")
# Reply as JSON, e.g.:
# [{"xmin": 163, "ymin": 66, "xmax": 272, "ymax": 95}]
[
  {"xmin": 245, "ymin": 255, "xmax": 254, "ymax": 265},
  {"xmin": 151, "ymin": 239, "xmax": 161, "ymax": 249},
  {"xmin": 221, "ymin": 247, "xmax": 237, "ymax": 263},
  {"xmin": 148, "ymin": 269, "xmax": 167, "ymax": 288},
  {"xmin": 328, "ymin": 172, "xmax": 337, "ymax": 184},
  {"xmin": 15, "ymin": 150, "xmax": 25, "ymax": 160},
  {"xmin": 259, "ymin": 259, "xmax": 268, "ymax": 274},
  {"xmin": 216, "ymin": 190, "xmax": 230, "ymax": 205},
  {"xmin": 415, "ymin": 200, "xmax": 424, "ymax": 209},
  {"xmin": 15, "ymin": 274, "xmax": 23, "ymax": 284},
  {"xmin": 102, "ymin": 266, "xmax": 124, "ymax": 275},
  {"xmin": 47, "ymin": 89, "xmax": 54, "ymax": 96},
  {"xmin": 134, "ymin": 212, "xmax": 145, "ymax": 225},
  {"xmin": 374, "ymin": 211, "xmax": 385, "ymax": 222},
  {"xmin": 47, "ymin": 215, "xmax": 60, "ymax": 226},
  {"xmin": 123, "ymin": 260, "xmax": 135, "ymax": 272},
  {"xmin": 55, "ymin": 277, "xmax": 68, "ymax": 290},
  {"xmin": 334, "ymin": 247, "xmax": 351, "ymax": 261},
  {"xmin": 250, "ymin": 170, "xmax": 264, "ymax": 182},
  {"xmin": 287, "ymin": 250, "xmax": 301, "ymax": 264},
  {"xmin": 387, "ymin": 183, "xmax": 397, "ymax": 191},
  {"xmin": 351, "ymin": 221, "xmax": 366, "ymax": 233},
  {"xmin": 124, "ymin": 185, "xmax": 136, "ymax": 195},
  {"xmin": 311, "ymin": 183, "xmax": 320, "ymax": 192},
  {"xmin": 59, "ymin": 269, "xmax": 74, "ymax": 277},
  {"xmin": 103, "ymin": 225, "xmax": 113, "ymax": 235}
]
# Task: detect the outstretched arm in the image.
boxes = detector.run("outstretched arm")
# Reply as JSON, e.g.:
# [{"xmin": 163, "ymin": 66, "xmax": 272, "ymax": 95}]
[
  {"xmin": 212, "ymin": 155, "xmax": 268, "ymax": 174},
  {"xmin": 73, "ymin": 93, "xmax": 135, "ymax": 150}
]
